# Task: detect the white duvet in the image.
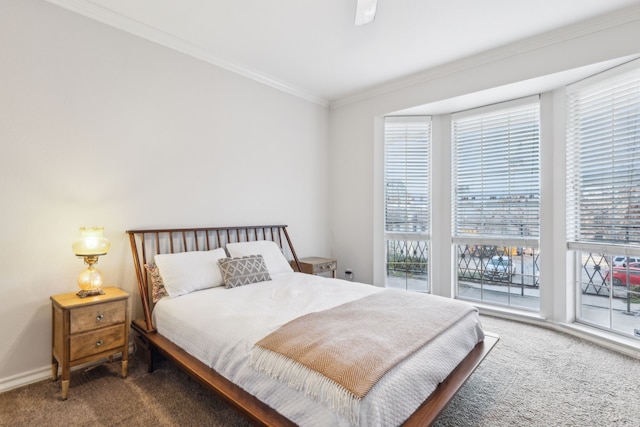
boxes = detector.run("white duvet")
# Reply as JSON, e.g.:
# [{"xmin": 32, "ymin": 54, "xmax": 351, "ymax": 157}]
[{"xmin": 153, "ymin": 272, "xmax": 484, "ymax": 426}]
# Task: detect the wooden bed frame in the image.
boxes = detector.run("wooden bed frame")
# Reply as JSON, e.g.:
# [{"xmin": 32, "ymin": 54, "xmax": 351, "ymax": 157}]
[{"xmin": 127, "ymin": 224, "xmax": 498, "ymax": 426}]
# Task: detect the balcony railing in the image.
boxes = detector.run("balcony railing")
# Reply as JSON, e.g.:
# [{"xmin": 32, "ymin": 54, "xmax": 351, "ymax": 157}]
[
  {"xmin": 386, "ymin": 239, "xmax": 429, "ymax": 292},
  {"xmin": 456, "ymin": 244, "xmax": 540, "ymax": 310},
  {"xmin": 574, "ymin": 251, "xmax": 640, "ymax": 338}
]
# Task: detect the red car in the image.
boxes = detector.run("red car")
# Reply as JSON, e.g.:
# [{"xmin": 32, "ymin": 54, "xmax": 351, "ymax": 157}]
[{"xmin": 604, "ymin": 266, "xmax": 640, "ymax": 287}]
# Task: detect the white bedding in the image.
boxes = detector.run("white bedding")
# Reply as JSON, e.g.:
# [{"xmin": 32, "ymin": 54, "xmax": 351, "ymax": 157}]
[{"xmin": 153, "ymin": 272, "xmax": 484, "ymax": 426}]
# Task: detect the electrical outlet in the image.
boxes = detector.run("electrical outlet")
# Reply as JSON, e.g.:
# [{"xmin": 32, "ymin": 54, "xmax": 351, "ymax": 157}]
[
  {"xmin": 634, "ymin": 329, "xmax": 640, "ymax": 338},
  {"xmin": 345, "ymin": 269, "xmax": 353, "ymax": 281}
]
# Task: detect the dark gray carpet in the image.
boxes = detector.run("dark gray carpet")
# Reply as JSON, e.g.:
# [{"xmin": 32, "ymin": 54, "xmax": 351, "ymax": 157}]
[{"xmin": 1, "ymin": 315, "xmax": 638, "ymax": 426}]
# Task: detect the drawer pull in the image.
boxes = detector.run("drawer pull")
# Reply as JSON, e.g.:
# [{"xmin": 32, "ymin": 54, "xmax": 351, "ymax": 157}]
[
  {"xmin": 95, "ymin": 340, "xmax": 103, "ymax": 347},
  {"xmin": 96, "ymin": 314, "xmax": 104, "ymax": 321}
]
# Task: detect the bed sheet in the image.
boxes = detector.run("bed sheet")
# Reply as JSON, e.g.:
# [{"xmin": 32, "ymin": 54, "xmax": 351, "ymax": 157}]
[{"xmin": 153, "ymin": 272, "xmax": 484, "ymax": 426}]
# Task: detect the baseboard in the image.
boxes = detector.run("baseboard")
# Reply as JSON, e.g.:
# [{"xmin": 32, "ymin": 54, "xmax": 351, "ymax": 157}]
[
  {"xmin": 0, "ymin": 365, "xmax": 52, "ymax": 393},
  {"xmin": 0, "ymin": 342, "xmax": 136, "ymax": 394},
  {"xmin": 478, "ymin": 308, "xmax": 640, "ymax": 360},
  {"xmin": 554, "ymin": 323, "xmax": 640, "ymax": 360}
]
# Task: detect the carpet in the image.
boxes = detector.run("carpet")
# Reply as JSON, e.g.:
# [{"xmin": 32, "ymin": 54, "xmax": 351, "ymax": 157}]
[
  {"xmin": 434, "ymin": 315, "xmax": 639, "ymax": 426},
  {"xmin": 1, "ymin": 315, "xmax": 638, "ymax": 426}
]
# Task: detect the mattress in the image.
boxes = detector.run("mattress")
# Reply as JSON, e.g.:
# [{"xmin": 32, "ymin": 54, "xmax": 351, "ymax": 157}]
[{"xmin": 152, "ymin": 272, "xmax": 484, "ymax": 426}]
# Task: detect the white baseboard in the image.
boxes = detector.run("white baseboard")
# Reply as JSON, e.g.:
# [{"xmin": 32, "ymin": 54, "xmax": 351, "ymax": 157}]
[
  {"xmin": 0, "ymin": 342, "xmax": 136, "ymax": 394},
  {"xmin": 0, "ymin": 365, "xmax": 52, "ymax": 393},
  {"xmin": 478, "ymin": 307, "xmax": 640, "ymax": 359}
]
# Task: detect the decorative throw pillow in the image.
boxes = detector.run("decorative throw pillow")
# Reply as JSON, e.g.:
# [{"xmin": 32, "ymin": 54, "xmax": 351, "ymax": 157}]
[
  {"xmin": 226, "ymin": 240, "xmax": 293, "ymax": 276},
  {"xmin": 218, "ymin": 255, "xmax": 271, "ymax": 288},
  {"xmin": 144, "ymin": 262, "xmax": 169, "ymax": 303}
]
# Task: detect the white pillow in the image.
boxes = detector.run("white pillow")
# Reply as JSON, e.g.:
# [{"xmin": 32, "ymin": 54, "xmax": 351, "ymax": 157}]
[
  {"xmin": 226, "ymin": 240, "xmax": 293, "ymax": 275},
  {"xmin": 154, "ymin": 248, "xmax": 227, "ymax": 298}
]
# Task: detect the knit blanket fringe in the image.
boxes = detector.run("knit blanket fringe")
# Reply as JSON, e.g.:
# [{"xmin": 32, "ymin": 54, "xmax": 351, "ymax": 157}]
[{"xmin": 251, "ymin": 347, "xmax": 362, "ymax": 425}]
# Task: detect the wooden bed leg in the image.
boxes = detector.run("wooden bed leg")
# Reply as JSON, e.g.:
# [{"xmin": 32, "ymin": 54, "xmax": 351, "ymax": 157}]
[
  {"xmin": 136, "ymin": 336, "xmax": 155, "ymax": 373},
  {"xmin": 131, "ymin": 319, "xmax": 156, "ymax": 373},
  {"xmin": 144, "ymin": 346, "xmax": 154, "ymax": 373}
]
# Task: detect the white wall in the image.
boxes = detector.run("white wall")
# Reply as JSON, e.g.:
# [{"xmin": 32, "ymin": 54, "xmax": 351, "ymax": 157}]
[
  {"xmin": 0, "ymin": 0, "xmax": 329, "ymax": 384},
  {"xmin": 328, "ymin": 12, "xmax": 640, "ymax": 291}
]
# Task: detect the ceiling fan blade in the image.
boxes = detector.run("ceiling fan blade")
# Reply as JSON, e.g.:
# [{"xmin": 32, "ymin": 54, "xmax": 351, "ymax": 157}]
[{"xmin": 355, "ymin": 0, "xmax": 377, "ymax": 26}]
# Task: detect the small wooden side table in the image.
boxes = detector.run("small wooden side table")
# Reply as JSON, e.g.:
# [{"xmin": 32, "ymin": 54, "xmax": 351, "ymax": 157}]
[
  {"xmin": 293, "ymin": 257, "xmax": 337, "ymax": 278},
  {"xmin": 51, "ymin": 286, "xmax": 129, "ymax": 399}
]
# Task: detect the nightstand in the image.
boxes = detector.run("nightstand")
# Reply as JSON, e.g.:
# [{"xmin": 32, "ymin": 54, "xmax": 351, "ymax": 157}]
[
  {"xmin": 293, "ymin": 256, "xmax": 337, "ymax": 278},
  {"xmin": 51, "ymin": 286, "xmax": 129, "ymax": 399}
]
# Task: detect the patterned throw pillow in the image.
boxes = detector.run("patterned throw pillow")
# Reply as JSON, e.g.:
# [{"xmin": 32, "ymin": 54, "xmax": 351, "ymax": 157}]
[
  {"xmin": 218, "ymin": 255, "xmax": 272, "ymax": 288},
  {"xmin": 144, "ymin": 262, "xmax": 169, "ymax": 303}
]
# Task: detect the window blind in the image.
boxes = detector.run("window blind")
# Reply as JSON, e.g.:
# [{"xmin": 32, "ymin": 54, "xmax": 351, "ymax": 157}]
[
  {"xmin": 452, "ymin": 97, "xmax": 540, "ymax": 239},
  {"xmin": 384, "ymin": 117, "xmax": 431, "ymax": 234},
  {"xmin": 566, "ymin": 61, "xmax": 640, "ymax": 246}
]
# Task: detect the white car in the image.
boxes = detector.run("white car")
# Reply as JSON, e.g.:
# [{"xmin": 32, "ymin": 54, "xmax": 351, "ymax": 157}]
[
  {"xmin": 483, "ymin": 255, "xmax": 514, "ymax": 280},
  {"xmin": 612, "ymin": 256, "xmax": 640, "ymax": 267}
]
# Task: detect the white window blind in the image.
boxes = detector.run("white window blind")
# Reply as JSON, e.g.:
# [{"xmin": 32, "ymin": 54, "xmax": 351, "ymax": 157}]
[
  {"xmin": 384, "ymin": 117, "xmax": 431, "ymax": 234},
  {"xmin": 567, "ymin": 61, "xmax": 640, "ymax": 246},
  {"xmin": 452, "ymin": 97, "xmax": 540, "ymax": 240}
]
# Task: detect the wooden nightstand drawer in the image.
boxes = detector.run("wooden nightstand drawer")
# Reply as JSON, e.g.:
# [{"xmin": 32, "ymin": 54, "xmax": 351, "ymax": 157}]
[
  {"xmin": 293, "ymin": 257, "xmax": 337, "ymax": 278},
  {"xmin": 70, "ymin": 324, "xmax": 126, "ymax": 361},
  {"xmin": 312, "ymin": 260, "xmax": 337, "ymax": 274},
  {"xmin": 70, "ymin": 300, "xmax": 126, "ymax": 334}
]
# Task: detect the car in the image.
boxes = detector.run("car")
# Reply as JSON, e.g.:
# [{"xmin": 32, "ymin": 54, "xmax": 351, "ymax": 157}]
[
  {"xmin": 483, "ymin": 255, "xmax": 514, "ymax": 281},
  {"xmin": 604, "ymin": 266, "xmax": 640, "ymax": 287},
  {"xmin": 611, "ymin": 256, "xmax": 640, "ymax": 267}
]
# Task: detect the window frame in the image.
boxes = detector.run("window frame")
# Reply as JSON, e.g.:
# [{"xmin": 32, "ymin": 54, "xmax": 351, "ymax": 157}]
[
  {"xmin": 451, "ymin": 96, "xmax": 542, "ymax": 309},
  {"xmin": 566, "ymin": 59, "xmax": 640, "ymax": 336},
  {"xmin": 383, "ymin": 116, "xmax": 432, "ymax": 292}
]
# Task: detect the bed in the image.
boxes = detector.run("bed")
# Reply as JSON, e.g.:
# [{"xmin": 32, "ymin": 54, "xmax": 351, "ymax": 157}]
[{"xmin": 127, "ymin": 225, "xmax": 498, "ymax": 426}]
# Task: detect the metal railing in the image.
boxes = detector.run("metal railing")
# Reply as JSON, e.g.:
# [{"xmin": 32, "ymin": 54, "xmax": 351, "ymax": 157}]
[
  {"xmin": 457, "ymin": 244, "xmax": 540, "ymax": 287},
  {"xmin": 386, "ymin": 239, "xmax": 429, "ymax": 292}
]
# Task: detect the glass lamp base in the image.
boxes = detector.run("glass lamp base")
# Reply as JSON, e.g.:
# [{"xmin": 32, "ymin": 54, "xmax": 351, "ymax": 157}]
[
  {"xmin": 76, "ymin": 288, "xmax": 105, "ymax": 298},
  {"xmin": 77, "ymin": 264, "xmax": 105, "ymax": 298}
]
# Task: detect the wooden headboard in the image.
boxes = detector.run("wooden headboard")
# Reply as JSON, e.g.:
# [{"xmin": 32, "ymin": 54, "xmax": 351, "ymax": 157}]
[{"xmin": 126, "ymin": 225, "xmax": 301, "ymax": 332}]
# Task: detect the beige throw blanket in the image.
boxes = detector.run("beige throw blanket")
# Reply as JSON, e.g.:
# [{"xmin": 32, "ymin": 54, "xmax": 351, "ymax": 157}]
[{"xmin": 251, "ymin": 289, "xmax": 478, "ymax": 423}]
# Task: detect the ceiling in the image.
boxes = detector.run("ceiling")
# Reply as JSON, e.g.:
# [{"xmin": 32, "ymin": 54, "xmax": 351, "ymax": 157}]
[{"xmin": 46, "ymin": 0, "xmax": 640, "ymax": 105}]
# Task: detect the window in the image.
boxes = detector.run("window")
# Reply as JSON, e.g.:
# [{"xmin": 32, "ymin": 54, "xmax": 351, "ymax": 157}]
[
  {"xmin": 566, "ymin": 60, "xmax": 640, "ymax": 337},
  {"xmin": 384, "ymin": 116, "xmax": 431, "ymax": 292},
  {"xmin": 452, "ymin": 97, "xmax": 540, "ymax": 310}
]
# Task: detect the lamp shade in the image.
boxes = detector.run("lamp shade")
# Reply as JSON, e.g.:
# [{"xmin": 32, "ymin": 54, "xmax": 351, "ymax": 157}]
[{"xmin": 72, "ymin": 227, "xmax": 110, "ymax": 256}]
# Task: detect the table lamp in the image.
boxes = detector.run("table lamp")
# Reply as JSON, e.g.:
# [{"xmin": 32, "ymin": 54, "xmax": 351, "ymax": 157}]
[{"xmin": 72, "ymin": 226, "xmax": 110, "ymax": 297}]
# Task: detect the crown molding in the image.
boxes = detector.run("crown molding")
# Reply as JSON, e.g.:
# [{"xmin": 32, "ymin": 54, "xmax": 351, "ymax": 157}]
[
  {"xmin": 43, "ymin": 1, "xmax": 640, "ymax": 110},
  {"xmin": 43, "ymin": 0, "xmax": 330, "ymax": 107},
  {"xmin": 330, "ymin": 4, "xmax": 640, "ymax": 109}
]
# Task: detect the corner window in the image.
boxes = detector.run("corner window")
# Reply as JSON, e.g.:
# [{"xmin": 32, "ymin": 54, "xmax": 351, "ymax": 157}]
[{"xmin": 567, "ymin": 60, "xmax": 640, "ymax": 338}]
